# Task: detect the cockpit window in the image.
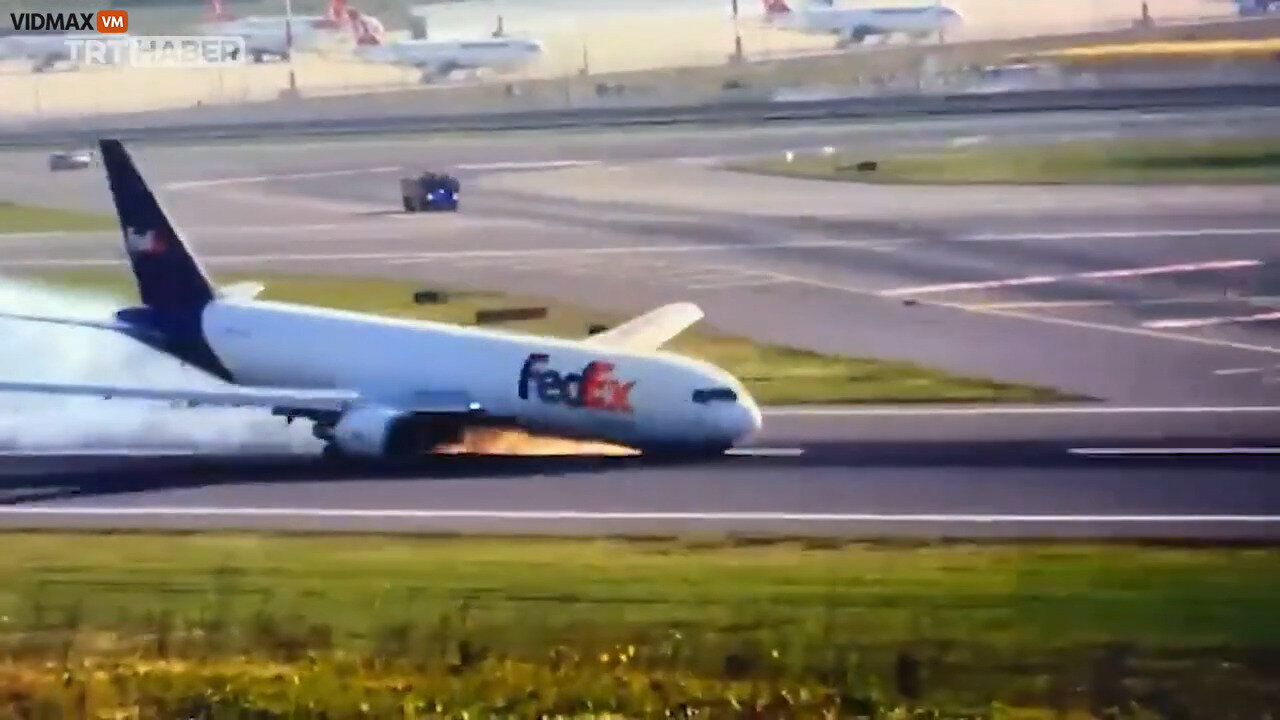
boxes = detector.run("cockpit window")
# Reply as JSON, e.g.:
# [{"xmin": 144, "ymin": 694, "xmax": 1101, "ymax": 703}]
[{"xmin": 692, "ymin": 387, "xmax": 738, "ymax": 404}]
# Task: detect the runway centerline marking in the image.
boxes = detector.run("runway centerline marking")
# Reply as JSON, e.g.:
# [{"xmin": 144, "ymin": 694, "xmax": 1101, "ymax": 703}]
[
  {"xmin": 0, "ymin": 507, "xmax": 1277, "ymax": 524},
  {"xmin": 745, "ymin": 268, "xmax": 1280, "ymax": 355},
  {"xmin": 164, "ymin": 166, "xmax": 404, "ymax": 190},
  {"xmin": 880, "ymin": 259, "xmax": 1262, "ymax": 297},
  {"xmin": 762, "ymin": 405, "xmax": 1280, "ymax": 416},
  {"xmin": 959, "ymin": 228, "xmax": 1280, "ymax": 242},
  {"xmin": 454, "ymin": 160, "xmax": 599, "ymax": 171},
  {"xmin": 0, "ymin": 239, "xmax": 895, "ymax": 270},
  {"xmin": 1214, "ymin": 367, "xmax": 1272, "ymax": 376},
  {"xmin": 725, "ymin": 447, "xmax": 805, "ymax": 457},
  {"xmin": 1144, "ymin": 311, "xmax": 1280, "ymax": 329},
  {"xmin": 1070, "ymin": 447, "xmax": 1280, "ymax": 456}
]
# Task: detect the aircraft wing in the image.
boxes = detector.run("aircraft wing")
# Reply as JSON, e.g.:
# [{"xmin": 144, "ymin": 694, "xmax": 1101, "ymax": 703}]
[
  {"xmin": 0, "ymin": 380, "xmax": 361, "ymax": 411},
  {"xmin": 583, "ymin": 302, "xmax": 703, "ymax": 351},
  {"xmin": 219, "ymin": 281, "xmax": 265, "ymax": 300},
  {"xmin": 0, "ymin": 381, "xmax": 490, "ymax": 416}
]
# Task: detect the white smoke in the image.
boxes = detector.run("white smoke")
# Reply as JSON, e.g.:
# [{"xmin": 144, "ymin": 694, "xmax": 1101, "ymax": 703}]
[{"xmin": 0, "ymin": 276, "xmax": 320, "ymax": 454}]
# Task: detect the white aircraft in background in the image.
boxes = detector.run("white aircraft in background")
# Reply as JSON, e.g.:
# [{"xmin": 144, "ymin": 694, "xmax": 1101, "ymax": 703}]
[
  {"xmin": 761, "ymin": 0, "xmax": 963, "ymax": 47},
  {"xmin": 1228, "ymin": 0, "xmax": 1280, "ymax": 15},
  {"xmin": 201, "ymin": 0, "xmax": 359, "ymax": 62},
  {"xmin": 0, "ymin": 31, "xmax": 131, "ymax": 72},
  {"xmin": 0, "ymin": 140, "xmax": 762, "ymax": 462},
  {"xmin": 346, "ymin": 9, "xmax": 544, "ymax": 83}
]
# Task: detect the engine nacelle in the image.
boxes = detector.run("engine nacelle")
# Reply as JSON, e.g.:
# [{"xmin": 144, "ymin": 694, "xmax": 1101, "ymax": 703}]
[
  {"xmin": 322, "ymin": 405, "xmax": 470, "ymax": 458},
  {"xmin": 328, "ymin": 405, "xmax": 407, "ymax": 458}
]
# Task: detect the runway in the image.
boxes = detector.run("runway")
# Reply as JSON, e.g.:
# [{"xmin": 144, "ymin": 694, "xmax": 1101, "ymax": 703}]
[
  {"xmin": 1, "ymin": 107, "xmax": 1278, "ymax": 537},
  {"xmin": 0, "ymin": 407, "xmax": 1277, "ymax": 538}
]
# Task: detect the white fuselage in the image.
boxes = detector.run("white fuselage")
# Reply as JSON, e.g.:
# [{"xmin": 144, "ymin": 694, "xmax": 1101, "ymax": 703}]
[
  {"xmin": 202, "ymin": 16, "xmax": 335, "ymax": 54},
  {"xmin": 0, "ymin": 32, "xmax": 128, "ymax": 69},
  {"xmin": 355, "ymin": 37, "xmax": 543, "ymax": 73},
  {"xmin": 200, "ymin": 299, "xmax": 761, "ymax": 449},
  {"xmin": 767, "ymin": 5, "xmax": 962, "ymax": 39}
]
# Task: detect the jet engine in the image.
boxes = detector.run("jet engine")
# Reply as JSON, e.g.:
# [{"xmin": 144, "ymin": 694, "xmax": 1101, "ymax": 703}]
[
  {"xmin": 324, "ymin": 405, "xmax": 405, "ymax": 457},
  {"xmin": 316, "ymin": 405, "xmax": 468, "ymax": 459}
]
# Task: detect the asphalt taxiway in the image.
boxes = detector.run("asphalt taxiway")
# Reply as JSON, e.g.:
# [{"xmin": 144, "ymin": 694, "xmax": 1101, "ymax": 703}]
[{"xmin": 1, "ymin": 107, "xmax": 1278, "ymax": 537}]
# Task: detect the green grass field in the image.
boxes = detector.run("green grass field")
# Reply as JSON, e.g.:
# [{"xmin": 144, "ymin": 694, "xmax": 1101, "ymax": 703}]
[
  {"xmin": 733, "ymin": 137, "xmax": 1280, "ymax": 185},
  {"xmin": 0, "ymin": 201, "xmax": 114, "ymax": 233},
  {"xmin": 0, "ymin": 533, "xmax": 1277, "ymax": 717},
  {"xmin": 21, "ymin": 269, "xmax": 1071, "ymax": 406}
]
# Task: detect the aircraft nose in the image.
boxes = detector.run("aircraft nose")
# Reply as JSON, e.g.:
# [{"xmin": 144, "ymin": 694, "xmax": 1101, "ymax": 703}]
[{"xmin": 719, "ymin": 396, "xmax": 763, "ymax": 444}]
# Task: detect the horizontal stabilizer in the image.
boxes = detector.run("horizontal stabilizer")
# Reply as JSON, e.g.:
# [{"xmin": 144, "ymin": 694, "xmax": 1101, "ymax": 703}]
[
  {"xmin": 219, "ymin": 281, "xmax": 265, "ymax": 300},
  {"xmin": 0, "ymin": 310, "xmax": 147, "ymax": 337},
  {"xmin": 0, "ymin": 380, "xmax": 360, "ymax": 412},
  {"xmin": 583, "ymin": 302, "xmax": 703, "ymax": 351}
]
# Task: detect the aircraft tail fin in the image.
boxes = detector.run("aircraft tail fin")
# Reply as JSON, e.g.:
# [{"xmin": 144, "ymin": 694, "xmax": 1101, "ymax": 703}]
[
  {"xmin": 583, "ymin": 302, "xmax": 704, "ymax": 351},
  {"xmin": 98, "ymin": 139, "xmax": 233, "ymax": 381},
  {"xmin": 100, "ymin": 139, "xmax": 217, "ymax": 316}
]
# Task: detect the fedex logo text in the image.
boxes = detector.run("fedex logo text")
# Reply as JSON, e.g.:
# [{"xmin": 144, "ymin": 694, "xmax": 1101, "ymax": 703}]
[
  {"xmin": 517, "ymin": 353, "xmax": 635, "ymax": 413},
  {"xmin": 64, "ymin": 36, "xmax": 246, "ymax": 69}
]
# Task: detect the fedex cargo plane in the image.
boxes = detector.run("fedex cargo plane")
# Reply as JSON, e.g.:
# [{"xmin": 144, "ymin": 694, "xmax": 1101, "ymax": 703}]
[
  {"xmin": 762, "ymin": 0, "xmax": 963, "ymax": 47},
  {"xmin": 0, "ymin": 140, "xmax": 762, "ymax": 461}
]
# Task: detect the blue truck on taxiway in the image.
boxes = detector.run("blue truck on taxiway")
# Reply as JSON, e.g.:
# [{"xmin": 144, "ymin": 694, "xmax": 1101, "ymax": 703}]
[{"xmin": 400, "ymin": 171, "xmax": 460, "ymax": 212}]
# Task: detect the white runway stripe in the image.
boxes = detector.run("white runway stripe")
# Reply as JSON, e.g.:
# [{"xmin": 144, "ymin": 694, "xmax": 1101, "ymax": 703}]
[
  {"xmin": 880, "ymin": 260, "xmax": 1262, "ymax": 297},
  {"xmin": 164, "ymin": 166, "xmax": 402, "ymax": 190},
  {"xmin": 961, "ymin": 228, "xmax": 1280, "ymax": 242},
  {"xmin": 453, "ymin": 160, "xmax": 599, "ymax": 171},
  {"xmin": 1144, "ymin": 311, "xmax": 1280, "ymax": 329},
  {"xmin": 762, "ymin": 405, "xmax": 1280, "ymax": 416},
  {"xmin": 0, "ymin": 507, "xmax": 1275, "ymax": 524},
  {"xmin": 1070, "ymin": 447, "xmax": 1280, "ymax": 456}
]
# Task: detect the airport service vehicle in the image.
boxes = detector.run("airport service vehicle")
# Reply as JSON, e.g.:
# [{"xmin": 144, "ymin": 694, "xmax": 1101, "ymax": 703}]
[
  {"xmin": 48, "ymin": 149, "xmax": 95, "ymax": 171},
  {"xmin": 761, "ymin": 0, "xmax": 963, "ymax": 46},
  {"xmin": 347, "ymin": 9, "xmax": 544, "ymax": 83},
  {"xmin": 0, "ymin": 139, "xmax": 762, "ymax": 461},
  {"xmin": 400, "ymin": 172, "xmax": 460, "ymax": 212}
]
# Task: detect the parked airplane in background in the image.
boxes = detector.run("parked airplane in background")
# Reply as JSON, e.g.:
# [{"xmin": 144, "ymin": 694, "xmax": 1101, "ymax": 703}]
[
  {"xmin": 1229, "ymin": 0, "xmax": 1280, "ymax": 15},
  {"xmin": 761, "ymin": 0, "xmax": 963, "ymax": 46},
  {"xmin": 346, "ymin": 8, "xmax": 543, "ymax": 82},
  {"xmin": 0, "ymin": 31, "xmax": 131, "ymax": 72},
  {"xmin": 0, "ymin": 140, "xmax": 761, "ymax": 462},
  {"xmin": 202, "ymin": 0, "xmax": 358, "ymax": 62}
]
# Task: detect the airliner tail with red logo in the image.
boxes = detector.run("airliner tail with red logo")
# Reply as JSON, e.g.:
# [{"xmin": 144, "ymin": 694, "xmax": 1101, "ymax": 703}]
[{"xmin": 201, "ymin": 0, "xmax": 368, "ymax": 62}]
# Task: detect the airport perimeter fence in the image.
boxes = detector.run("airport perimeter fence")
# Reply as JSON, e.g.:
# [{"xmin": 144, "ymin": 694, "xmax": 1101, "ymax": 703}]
[{"xmin": 1, "ymin": 81, "xmax": 1279, "ymax": 148}]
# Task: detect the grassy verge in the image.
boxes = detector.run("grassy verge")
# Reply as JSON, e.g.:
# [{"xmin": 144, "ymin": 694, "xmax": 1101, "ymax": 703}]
[
  {"xmin": 732, "ymin": 136, "xmax": 1280, "ymax": 185},
  {"xmin": 20, "ymin": 269, "xmax": 1072, "ymax": 405},
  {"xmin": 0, "ymin": 201, "xmax": 114, "ymax": 234},
  {"xmin": 0, "ymin": 533, "xmax": 1277, "ymax": 717}
]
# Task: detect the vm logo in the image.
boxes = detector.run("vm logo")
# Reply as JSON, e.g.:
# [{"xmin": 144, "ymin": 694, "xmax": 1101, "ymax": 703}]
[{"xmin": 98, "ymin": 10, "xmax": 128, "ymax": 33}]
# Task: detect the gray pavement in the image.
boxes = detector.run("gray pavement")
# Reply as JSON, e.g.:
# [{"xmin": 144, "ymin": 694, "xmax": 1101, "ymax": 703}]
[
  {"xmin": 0, "ymin": 407, "xmax": 1278, "ymax": 539},
  {"xmin": 2, "ymin": 108, "xmax": 1279, "ymax": 537}
]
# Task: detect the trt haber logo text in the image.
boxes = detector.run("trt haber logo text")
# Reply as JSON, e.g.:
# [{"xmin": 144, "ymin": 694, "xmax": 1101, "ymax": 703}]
[{"xmin": 63, "ymin": 36, "xmax": 247, "ymax": 69}]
